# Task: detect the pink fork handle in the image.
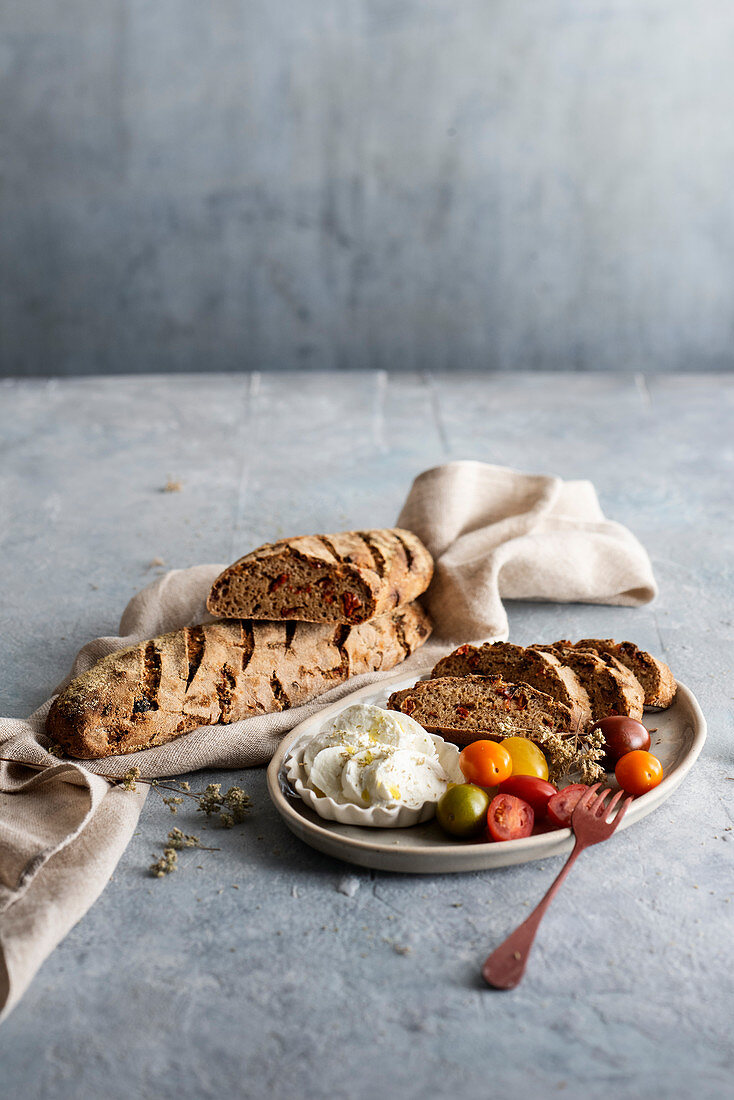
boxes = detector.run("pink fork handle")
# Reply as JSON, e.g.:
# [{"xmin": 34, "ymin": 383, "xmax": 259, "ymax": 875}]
[{"xmin": 482, "ymin": 839, "xmax": 584, "ymax": 990}]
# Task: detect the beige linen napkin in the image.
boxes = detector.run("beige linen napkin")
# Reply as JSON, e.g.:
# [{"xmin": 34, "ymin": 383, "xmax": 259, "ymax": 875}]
[
  {"xmin": 398, "ymin": 462, "xmax": 657, "ymax": 639},
  {"xmin": 0, "ymin": 461, "xmax": 656, "ymax": 1020}
]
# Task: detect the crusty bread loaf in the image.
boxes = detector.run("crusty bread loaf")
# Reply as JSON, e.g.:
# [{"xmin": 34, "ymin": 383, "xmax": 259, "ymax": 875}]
[
  {"xmin": 47, "ymin": 603, "xmax": 432, "ymax": 759},
  {"xmin": 388, "ymin": 674, "xmax": 573, "ymax": 747},
  {"xmin": 206, "ymin": 528, "xmax": 433, "ymax": 625},
  {"xmin": 572, "ymin": 638, "xmax": 676, "ymax": 708},
  {"xmin": 431, "ymin": 642, "xmax": 592, "ymax": 731},
  {"xmin": 532, "ymin": 645, "xmax": 644, "ymax": 722}
]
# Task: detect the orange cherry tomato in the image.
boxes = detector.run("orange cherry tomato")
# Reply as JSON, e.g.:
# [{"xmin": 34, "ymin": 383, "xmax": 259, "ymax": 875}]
[
  {"xmin": 459, "ymin": 740, "xmax": 513, "ymax": 787},
  {"xmin": 615, "ymin": 750, "xmax": 663, "ymax": 795}
]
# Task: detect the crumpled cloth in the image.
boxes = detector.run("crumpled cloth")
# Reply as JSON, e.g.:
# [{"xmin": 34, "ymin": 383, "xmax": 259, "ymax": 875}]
[{"xmin": 0, "ymin": 460, "xmax": 656, "ymax": 1019}]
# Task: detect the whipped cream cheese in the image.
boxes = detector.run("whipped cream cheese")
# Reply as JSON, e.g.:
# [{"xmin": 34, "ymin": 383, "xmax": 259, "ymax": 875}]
[{"xmin": 302, "ymin": 703, "xmax": 457, "ymax": 810}]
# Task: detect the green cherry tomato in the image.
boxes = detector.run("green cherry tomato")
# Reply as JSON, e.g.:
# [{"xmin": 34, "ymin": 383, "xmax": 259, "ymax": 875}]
[
  {"xmin": 436, "ymin": 784, "xmax": 491, "ymax": 839},
  {"xmin": 501, "ymin": 736, "xmax": 549, "ymax": 781}
]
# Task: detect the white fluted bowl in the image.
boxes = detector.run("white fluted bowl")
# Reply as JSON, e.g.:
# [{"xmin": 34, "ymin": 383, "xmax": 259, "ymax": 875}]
[{"xmin": 284, "ymin": 732, "xmax": 463, "ymax": 828}]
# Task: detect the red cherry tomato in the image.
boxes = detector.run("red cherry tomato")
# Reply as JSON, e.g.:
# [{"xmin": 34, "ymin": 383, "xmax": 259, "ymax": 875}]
[
  {"xmin": 486, "ymin": 793, "xmax": 534, "ymax": 842},
  {"xmin": 497, "ymin": 776, "xmax": 558, "ymax": 818},
  {"xmin": 459, "ymin": 740, "xmax": 513, "ymax": 787},
  {"xmin": 546, "ymin": 784, "xmax": 590, "ymax": 828},
  {"xmin": 615, "ymin": 750, "xmax": 663, "ymax": 795}
]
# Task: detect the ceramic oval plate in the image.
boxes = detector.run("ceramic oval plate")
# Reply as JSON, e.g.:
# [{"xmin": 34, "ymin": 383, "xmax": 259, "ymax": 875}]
[{"xmin": 266, "ymin": 667, "xmax": 706, "ymax": 873}]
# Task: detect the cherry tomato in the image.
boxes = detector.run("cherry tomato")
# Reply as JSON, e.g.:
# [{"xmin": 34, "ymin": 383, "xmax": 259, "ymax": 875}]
[
  {"xmin": 460, "ymin": 740, "xmax": 513, "ymax": 787},
  {"xmin": 436, "ymin": 784, "xmax": 490, "ymax": 838},
  {"xmin": 487, "ymin": 793, "xmax": 534, "ymax": 841},
  {"xmin": 591, "ymin": 716, "xmax": 650, "ymax": 767},
  {"xmin": 615, "ymin": 750, "xmax": 663, "ymax": 795},
  {"xmin": 546, "ymin": 784, "xmax": 590, "ymax": 828},
  {"xmin": 500, "ymin": 736, "xmax": 549, "ymax": 781},
  {"xmin": 498, "ymin": 775, "xmax": 557, "ymax": 818}
]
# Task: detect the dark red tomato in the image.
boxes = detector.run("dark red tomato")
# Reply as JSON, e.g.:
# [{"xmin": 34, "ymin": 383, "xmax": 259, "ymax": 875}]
[
  {"xmin": 497, "ymin": 776, "xmax": 557, "ymax": 818},
  {"xmin": 487, "ymin": 794, "xmax": 534, "ymax": 842},
  {"xmin": 591, "ymin": 716, "xmax": 650, "ymax": 767},
  {"xmin": 546, "ymin": 784, "xmax": 590, "ymax": 828}
]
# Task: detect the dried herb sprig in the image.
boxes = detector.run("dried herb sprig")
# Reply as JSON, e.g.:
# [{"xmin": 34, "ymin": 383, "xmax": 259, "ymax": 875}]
[
  {"xmin": 114, "ymin": 769, "xmax": 252, "ymax": 827},
  {"xmin": 196, "ymin": 783, "xmax": 252, "ymax": 828},
  {"xmin": 150, "ymin": 848, "xmax": 178, "ymax": 877},
  {"xmin": 166, "ymin": 827, "xmax": 219, "ymax": 852},
  {"xmin": 148, "ymin": 828, "xmax": 222, "ymax": 876},
  {"xmin": 522, "ymin": 723, "xmax": 606, "ymax": 787}
]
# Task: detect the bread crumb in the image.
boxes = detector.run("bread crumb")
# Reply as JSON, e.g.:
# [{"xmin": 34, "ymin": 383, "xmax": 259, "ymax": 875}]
[
  {"xmin": 162, "ymin": 479, "xmax": 182, "ymax": 493},
  {"xmin": 148, "ymin": 557, "xmax": 166, "ymax": 568}
]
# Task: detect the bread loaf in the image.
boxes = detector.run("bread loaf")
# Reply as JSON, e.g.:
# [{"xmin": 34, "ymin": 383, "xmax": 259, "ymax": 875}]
[
  {"xmin": 47, "ymin": 602, "xmax": 432, "ymax": 759},
  {"xmin": 206, "ymin": 528, "xmax": 433, "ymax": 625},
  {"xmin": 388, "ymin": 675, "xmax": 573, "ymax": 746},
  {"xmin": 430, "ymin": 642, "xmax": 592, "ymax": 731}
]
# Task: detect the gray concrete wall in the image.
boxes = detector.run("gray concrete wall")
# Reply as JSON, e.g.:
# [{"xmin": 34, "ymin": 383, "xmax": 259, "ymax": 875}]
[{"xmin": 2, "ymin": 1, "xmax": 733, "ymax": 376}]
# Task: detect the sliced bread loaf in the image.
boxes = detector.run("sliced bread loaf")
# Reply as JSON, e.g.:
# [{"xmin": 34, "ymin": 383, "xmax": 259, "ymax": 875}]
[
  {"xmin": 207, "ymin": 528, "xmax": 433, "ymax": 625},
  {"xmin": 47, "ymin": 602, "xmax": 432, "ymax": 759},
  {"xmin": 573, "ymin": 638, "xmax": 676, "ymax": 708},
  {"xmin": 431, "ymin": 641, "xmax": 591, "ymax": 731},
  {"xmin": 387, "ymin": 674, "xmax": 573, "ymax": 747},
  {"xmin": 533, "ymin": 645, "xmax": 644, "ymax": 722}
]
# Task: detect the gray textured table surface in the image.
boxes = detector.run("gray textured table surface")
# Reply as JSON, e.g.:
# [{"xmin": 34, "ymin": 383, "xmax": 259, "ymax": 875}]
[{"xmin": 0, "ymin": 371, "xmax": 732, "ymax": 1099}]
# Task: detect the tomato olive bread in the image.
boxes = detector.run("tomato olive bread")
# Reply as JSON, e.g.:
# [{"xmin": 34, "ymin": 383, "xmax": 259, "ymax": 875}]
[
  {"xmin": 571, "ymin": 638, "xmax": 676, "ymax": 708},
  {"xmin": 532, "ymin": 645, "xmax": 644, "ymax": 722},
  {"xmin": 47, "ymin": 603, "xmax": 432, "ymax": 759},
  {"xmin": 207, "ymin": 528, "xmax": 433, "ymax": 625},
  {"xmin": 388, "ymin": 675, "xmax": 573, "ymax": 747},
  {"xmin": 431, "ymin": 642, "xmax": 591, "ymax": 731}
]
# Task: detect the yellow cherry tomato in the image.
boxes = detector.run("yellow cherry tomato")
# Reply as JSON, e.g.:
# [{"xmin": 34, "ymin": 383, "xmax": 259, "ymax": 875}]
[{"xmin": 501, "ymin": 736, "xmax": 549, "ymax": 781}]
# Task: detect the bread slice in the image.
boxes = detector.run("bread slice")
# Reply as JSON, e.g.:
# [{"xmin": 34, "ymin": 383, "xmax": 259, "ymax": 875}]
[
  {"xmin": 533, "ymin": 645, "xmax": 644, "ymax": 722},
  {"xmin": 388, "ymin": 674, "xmax": 573, "ymax": 747},
  {"xmin": 206, "ymin": 528, "xmax": 433, "ymax": 625},
  {"xmin": 573, "ymin": 638, "xmax": 676, "ymax": 708},
  {"xmin": 431, "ymin": 642, "xmax": 591, "ymax": 731},
  {"xmin": 47, "ymin": 602, "xmax": 432, "ymax": 759}
]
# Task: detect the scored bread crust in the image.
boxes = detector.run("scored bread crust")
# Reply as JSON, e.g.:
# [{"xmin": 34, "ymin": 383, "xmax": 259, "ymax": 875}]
[
  {"xmin": 430, "ymin": 642, "xmax": 592, "ymax": 731},
  {"xmin": 388, "ymin": 674, "xmax": 573, "ymax": 747},
  {"xmin": 47, "ymin": 602, "xmax": 432, "ymax": 759},
  {"xmin": 533, "ymin": 644, "xmax": 644, "ymax": 722},
  {"xmin": 573, "ymin": 638, "xmax": 676, "ymax": 708},
  {"xmin": 206, "ymin": 528, "xmax": 433, "ymax": 625}
]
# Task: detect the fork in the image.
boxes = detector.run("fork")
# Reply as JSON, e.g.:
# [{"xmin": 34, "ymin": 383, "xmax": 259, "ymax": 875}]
[{"xmin": 482, "ymin": 785, "xmax": 634, "ymax": 990}]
